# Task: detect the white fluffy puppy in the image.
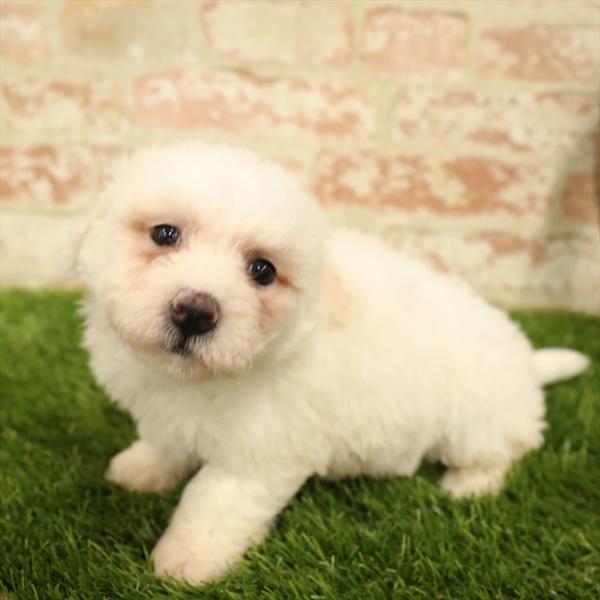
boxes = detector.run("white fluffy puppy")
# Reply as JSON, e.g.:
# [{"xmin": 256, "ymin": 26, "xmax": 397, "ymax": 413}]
[{"xmin": 78, "ymin": 143, "xmax": 589, "ymax": 585}]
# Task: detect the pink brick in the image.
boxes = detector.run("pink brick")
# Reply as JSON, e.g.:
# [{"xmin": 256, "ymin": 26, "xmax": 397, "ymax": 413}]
[
  {"xmin": 392, "ymin": 89, "xmax": 599, "ymax": 156},
  {"xmin": 135, "ymin": 71, "xmax": 374, "ymax": 137},
  {"xmin": 0, "ymin": 146, "xmax": 123, "ymax": 208},
  {"xmin": 561, "ymin": 172, "xmax": 599, "ymax": 225},
  {"xmin": 363, "ymin": 9, "xmax": 468, "ymax": 78},
  {"xmin": 314, "ymin": 151, "xmax": 553, "ymax": 217},
  {"xmin": 200, "ymin": 1, "xmax": 352, "ymax": 65},
  {"xmin": 1, "ymin": 78, "xmax": 131, "ymax": 136},
  {"xmin": 477, "ymin": 25, "xmax": 600, "ymax": 84},
  {"xmin": 0, "ymin": 1, "xmax": 59, "ymax": 62}
]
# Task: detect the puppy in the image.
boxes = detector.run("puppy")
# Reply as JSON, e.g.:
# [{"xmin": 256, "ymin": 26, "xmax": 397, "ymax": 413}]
[{"xmin": 78, "ymin": 143, "xmax": 589, "ymax": 585}]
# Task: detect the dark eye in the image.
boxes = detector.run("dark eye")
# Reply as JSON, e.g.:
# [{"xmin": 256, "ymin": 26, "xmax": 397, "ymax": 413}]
[
  {"xmin": 248, "ymin": 258, "xmax": 276, "ymax": 286},
  {"xmin": 151, "ymin": 224, "xmax": 181, "ymax": 247}
]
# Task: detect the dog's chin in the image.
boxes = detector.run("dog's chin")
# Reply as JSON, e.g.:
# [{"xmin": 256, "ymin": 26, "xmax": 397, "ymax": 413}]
[
  {"xmin": 160, "ymin": 353, "xmax": 216, "ymax": 380},
  {"xmin": 149, "ymin": 335, "xmax": 254, "ymax": 381},
  {"xmin": 145, "ymin": 346, "xmax": 231, "ymax": 381}
]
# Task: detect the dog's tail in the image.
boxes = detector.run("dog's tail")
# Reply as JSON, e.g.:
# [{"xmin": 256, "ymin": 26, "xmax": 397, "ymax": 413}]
[{"xmin": 533, "ymin": 348, "xmax": 590, "ymax": 386}]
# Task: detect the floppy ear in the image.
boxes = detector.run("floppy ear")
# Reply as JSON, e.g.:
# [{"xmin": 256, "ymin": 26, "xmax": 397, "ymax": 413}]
[
  {"xmin": 324, "ymin": 266, "xmax": 354, "ymax": 330},
  {"xmin": 72, "ymin": 217, "xmax": 91, "ymax": 268},
  {"xmin": 61, "ymin": 217, "xmax": 90, "ymax": 287},
  {"xmin": 72, "ymin": 201, "xmax": 109, "ymax": 286},
  {"xmin": 73, "ymin": 149, "xmax": 131, "ymax": 283}
]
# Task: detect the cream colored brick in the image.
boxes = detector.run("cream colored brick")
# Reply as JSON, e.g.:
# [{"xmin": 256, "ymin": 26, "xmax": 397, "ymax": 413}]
[
  {"xmin": 200, "ymin": 1, "xmax": 352, "ymax": 65},
  {"xmin": 60, "ymin": 0, "xmax": 198, "ymax": 63}
]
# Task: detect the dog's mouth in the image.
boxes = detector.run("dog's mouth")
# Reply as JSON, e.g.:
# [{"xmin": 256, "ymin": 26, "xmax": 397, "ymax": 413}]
[
  {"xmin": 165, "ymin": 329, "xmax": 215, "ymax": 359},
  {"xmin": 167, "ymin": 334, "xmax": 198, "ymax": 358},
  {"xmin": 171, "ymin": 337, "xmax": 192, "ymax": 357},
  {"xmin": 161, "ymin": 332, "xmax": 240, "ymax": 380}
]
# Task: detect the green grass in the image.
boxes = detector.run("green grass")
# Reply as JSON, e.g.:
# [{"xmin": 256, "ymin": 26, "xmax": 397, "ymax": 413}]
[{"xmin": 1, "ymin": 290, "xmax": 599, "ymax": 600}]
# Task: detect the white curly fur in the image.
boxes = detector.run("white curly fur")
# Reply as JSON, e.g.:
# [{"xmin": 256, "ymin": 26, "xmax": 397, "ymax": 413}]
[{"xmin": 78, "ymin": 143, "xmax": 589, "ymax": 585}]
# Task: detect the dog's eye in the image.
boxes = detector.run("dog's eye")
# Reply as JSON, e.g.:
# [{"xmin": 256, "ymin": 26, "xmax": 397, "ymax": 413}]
[
  {"xmin": 151, "ymin": 224, "xmax": 181, "ymax": 247},
  {"xmin": 248, "ymin": 259, "xmax": 276, "ymax": 286}
]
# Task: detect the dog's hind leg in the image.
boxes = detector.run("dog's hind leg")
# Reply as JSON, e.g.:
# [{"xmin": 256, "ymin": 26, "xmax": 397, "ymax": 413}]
[{"xmin": 440, "ymin": 462, "xmax": 510, "ymax": 498}]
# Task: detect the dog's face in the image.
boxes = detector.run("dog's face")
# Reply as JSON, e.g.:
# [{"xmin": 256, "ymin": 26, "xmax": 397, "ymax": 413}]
[{"xmin": 79, "ymin": 145, "xmax": 326, "ymax": 378}]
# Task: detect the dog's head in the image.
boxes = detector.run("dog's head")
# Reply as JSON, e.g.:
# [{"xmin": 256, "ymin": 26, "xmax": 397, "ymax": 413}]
[{"xmin": 78, "ymin": 144, "xmax": 326, "ymax": 378}]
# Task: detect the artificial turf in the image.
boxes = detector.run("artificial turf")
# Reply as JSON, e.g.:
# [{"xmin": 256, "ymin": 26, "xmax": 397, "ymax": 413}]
[{"xmin": 0, "ymin": 289, "xmax": 599, "ymax": 600}]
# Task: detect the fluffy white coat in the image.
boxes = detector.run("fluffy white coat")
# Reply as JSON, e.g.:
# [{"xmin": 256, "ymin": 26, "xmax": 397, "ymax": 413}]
[{"xmin": 78, "ymin": 143, "xmax": 589, "ymax": 584}]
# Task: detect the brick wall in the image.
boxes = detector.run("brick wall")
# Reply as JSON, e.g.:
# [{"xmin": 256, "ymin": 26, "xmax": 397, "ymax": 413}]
[{"xmin": 1, "ymin": 0, "xmax": 599, "ymax": 312}]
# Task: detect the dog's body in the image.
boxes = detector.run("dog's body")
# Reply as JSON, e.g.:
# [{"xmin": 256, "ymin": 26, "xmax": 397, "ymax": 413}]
[{"xmin": 79, "ymin": 144, "xmax": 589, "ymax": 584}]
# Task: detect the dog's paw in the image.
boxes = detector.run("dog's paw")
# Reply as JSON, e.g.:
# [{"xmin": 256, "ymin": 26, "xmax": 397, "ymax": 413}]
[
  {"xmin": 106, "ymin": 440, "xmax": 184, "ymax": 493},
  {"xmin": 152, "ymin": 527, "xmax": 235, "ymax": 585},
  {"xmin": 440, "ymin": 464, "xmax": 508, "ymax": 498}
]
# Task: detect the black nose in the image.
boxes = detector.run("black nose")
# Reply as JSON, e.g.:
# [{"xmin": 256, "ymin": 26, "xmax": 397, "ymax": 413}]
[{"xmin": 170, "ymin": 290, "xmax": 220, "ymax": 337}]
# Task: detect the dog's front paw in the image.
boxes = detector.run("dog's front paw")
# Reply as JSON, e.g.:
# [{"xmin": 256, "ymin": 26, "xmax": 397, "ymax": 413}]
[
  {"xmin": 152, "ymin": 526, "xmax": 235, "ymax": 585},
  {"xmin": 106, "ymin": 440, "xmax": 185, "ymax": 493}
]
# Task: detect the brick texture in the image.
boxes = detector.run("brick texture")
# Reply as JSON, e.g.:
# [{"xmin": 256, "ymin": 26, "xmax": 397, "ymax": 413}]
[
  {"xmin": 60, "ymin": 0, "xmax": 197, "ymax": 62},
  {"xmin": 478, "ymin": 25, "xmax": 600, "ymax": 84},
  {"xmin": 1, "ymin": 78, "xmax": 131, "ymax": 137},
  {"xmin": 387, "ymin": 230, "xmax": 599, "ymax": 311},
  {"xmin": 0, "ymin": 1, "xmax": 59, "ymax": 62},
  {"xmin": 1, "ymin": 0, "xmax": 598, "ymax": 312},
  {"xmin": 513, "ymin": 0, "xmax": 599, "ymax": 9},
  {"xmin": 364, "ymin": 9, "xmax": 468, "ymax": 78},
  {"xmin": 0, "ymin": 146, "xmax": 122, "ymax": 209},
  {"xmin": 314, "ymin": 151, "xmax": 553, "ymax": 217},
  {"xmin": 201, "ymin": 1, "xmax": 352, "ymax": 65},
  {"xmin": 136, "ymin": 71, "xmax": 374, "ymax": 137},
  {"xmin": 561, "ymin": 172, "xmax": 599, "ymax": 225},
  {"xmin": 392, "ymin": 90, "xmax": 599, "ymax": 157}
]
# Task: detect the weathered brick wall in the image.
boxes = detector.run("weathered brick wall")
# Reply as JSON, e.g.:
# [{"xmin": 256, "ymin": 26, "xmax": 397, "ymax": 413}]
[{"xmin": 1, "ymin": 0, "xmax": 599, "ymax": 312}]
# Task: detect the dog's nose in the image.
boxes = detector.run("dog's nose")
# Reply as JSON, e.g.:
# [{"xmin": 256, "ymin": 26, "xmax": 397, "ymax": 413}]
[{"xmin": 170, "ymin": 290, "xmax": 220, "ymax": 336}]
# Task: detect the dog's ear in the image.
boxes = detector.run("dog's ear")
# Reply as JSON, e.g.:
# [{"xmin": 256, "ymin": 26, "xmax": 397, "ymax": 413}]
[
  {"xmin": 74, "ymin": 150, "xmax": 132, "ymax": 282},
  {"xmin": 324, "ymin": 266, "xmax": 353, "ymax": 330},
  {"xmin": 72, "ymin": 201, "xmax": 109, "ymax": 284},
  {"xmin": 72, "ymin": 217, "xmax": 91, "ymax": 268}
]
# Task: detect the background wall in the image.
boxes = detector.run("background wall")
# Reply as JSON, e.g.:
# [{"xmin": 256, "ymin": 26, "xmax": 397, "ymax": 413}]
[{"xmin": 1, "ymin": 0, "xmax": 599, "ymax": 312}]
